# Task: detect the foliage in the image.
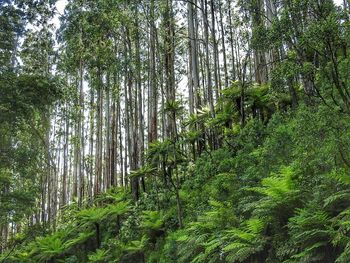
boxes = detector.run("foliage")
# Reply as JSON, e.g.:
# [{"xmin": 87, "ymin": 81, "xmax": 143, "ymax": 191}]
[{"xmin": 2, "ymin": 0, "xmax": 350, "ymax": 262}]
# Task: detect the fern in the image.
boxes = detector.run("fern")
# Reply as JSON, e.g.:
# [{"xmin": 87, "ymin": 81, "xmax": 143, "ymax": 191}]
[
  {"xmin": 286, "ymin": 207, "xmax": 335, "ymax": 262},
  {"xmin": 222, "ymin": 217, "xmax": 267, "ymax": 262},
  {"xmin": 327, "ymin": 168, "xmax": 350, "ymax": 186},
  {"xmin": 29, "ymin": 232, "xmax": 66, "ymax": 262},
  {"xmin": 140, "ymin": 210, "xmax": 164, "ymax": 231},
  {"xmin": 130, "ymin": 165, "xmax": 157, "ymax": 179},
  {"xmin": 77, "ymin": 201, "xmax": 129, "ymax": 226},
  {"xmin": 286, "ymin": 242, "xmax": 328, "ymax": 263},
  {"xmin": 88, "ymin": 248, "xmax": 109, "ymax": 262},
  {"xmin": 123, "ymin": 235, "xmax": 149, "ymax": 254},
  {"xmin": 251, "ymin": 166, "xmax": 295, "ymax": 199},
  {"xmin": 247, "ymin": 165, "xmax": 300, "ymax": 229},
  {"xmin": 105, "ymin": 201, "xmax": 130, "ymax": 217},
  {"xmin": 336, "ymin": 242, "xmax": 350, "ymax": 263},
  {"xmin": 324, "ymin": 190, "xmax": 350, "ymax": 209},
  {"xmin": 77, "ymin": 206, "xmax": 109, "ymax": 225},
  {"xmin": 164, "ymin": 100, "xmax": 184, "ymax": 114},
  {"xmin": 63, "ymin": 231, "xmax": 94, "ymax": 250},
  {"xmin": 94, "ymin": 187, "xmax": 127, "ymax": 204}
]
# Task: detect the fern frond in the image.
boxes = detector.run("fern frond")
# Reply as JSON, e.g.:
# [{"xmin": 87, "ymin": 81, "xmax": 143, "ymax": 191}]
[{"xmin": 88, "ymin": 248, "xmax": 109, "ymax": 262}]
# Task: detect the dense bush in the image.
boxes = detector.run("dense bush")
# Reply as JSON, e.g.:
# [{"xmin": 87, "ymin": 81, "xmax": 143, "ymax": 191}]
[{"xmin": 2, "ymin": 104, "xmax": 350, "ymax": 263}]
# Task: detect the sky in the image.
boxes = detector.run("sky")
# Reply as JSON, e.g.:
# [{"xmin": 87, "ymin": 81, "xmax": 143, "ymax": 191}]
[
  {"xmin": 52, "ymin": 0, "xmax": 67, "ymax": 28},
  {"xmin": 335, "ymin": 0, "xmax": 344, "ymax": 5}
]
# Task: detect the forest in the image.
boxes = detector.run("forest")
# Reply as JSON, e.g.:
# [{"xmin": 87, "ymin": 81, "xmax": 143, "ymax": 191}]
[{"xmin": 1, "ymin": 0, "xmax": 350, "ymax": 262}]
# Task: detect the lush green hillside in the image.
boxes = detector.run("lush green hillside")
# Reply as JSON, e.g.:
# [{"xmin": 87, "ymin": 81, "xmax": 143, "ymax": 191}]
[
  {"xmin": 2, "ymin": 104, "xmax": 350, "ymax": 262},
  {"xmin": 1, "ymin": 0, "xmax": 350, "ymax": 262}
]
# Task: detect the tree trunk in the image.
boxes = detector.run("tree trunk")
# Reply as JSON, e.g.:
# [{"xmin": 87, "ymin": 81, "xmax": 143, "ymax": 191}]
[
  {"xmin": 219, "ymin": 0, "xmax": 228, "ymax": 87},
  {"xmin": 201, "ymin": 0, "xmax": 215, "ymax": 117},
  {"xmin": 148, "ymin": 0, "xmax": 158, "ymax": 143}
]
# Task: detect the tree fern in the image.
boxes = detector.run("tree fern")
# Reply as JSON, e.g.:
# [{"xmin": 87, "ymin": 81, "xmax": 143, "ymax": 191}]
[
  {"xmin": 223, "ymin": 218, "xmax": 267, "ymax": 263},
  {"xmin": 63, "ymin": 231, "xmax": 94, "ymax": 250},
  {"xmin": 94, "ymin": 187, "xmax": 127, "ymax": 204},
  {"xmin": 130, "ymin": 165, "xmax": 158, "ymax": 179},
  {"xmin": 335, "ymin": 242, "xmax": 350, "ymax": 263},
  {"xmin": 105, "ymin": 201, "xmax": 130, "ymax": 218},
  {"xmin": 140, "ymin": 210, "xmax": 164, "ymax": 231},
  {"xmin": 285, "ymin": 207, "xmax": 335, "ymax": 262},
  {"xmin": 77, "ymin": 201, "xmax": 129, "ymax": 226},
  {"xmin": 123, "ymin": 235, "xmax": 149, "ymax": 254},
  {"xmin": 248, "ymin": 165, "xmax": 300, "ymax": 224},
  {"xmin": 29, "ymin": 232, "xmax": 66, "ymax": 262},
  {"xmin": 251, "ymin": 166, "xmax": 295, "ymax": 199},
  {"xmin": 77, "ymin": 206, "xmax": 109, "ymax": 226},
  {"xmin": 88, "ymin": 248, "xmax": 109, "ymax": 263},
  {"xmin": 324, "ymin": 169, "xmax": 350, "ymax": 211}
]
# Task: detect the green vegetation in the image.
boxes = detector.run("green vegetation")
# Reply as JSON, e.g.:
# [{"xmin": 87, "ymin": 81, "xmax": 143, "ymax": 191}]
[
  {"xmin": 1, "ymin": 0, "xmax": 350, "ymax": 262},
  {"xmin": 2, "ymin": 104, "xmax": 350, "ymax": 262}
]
